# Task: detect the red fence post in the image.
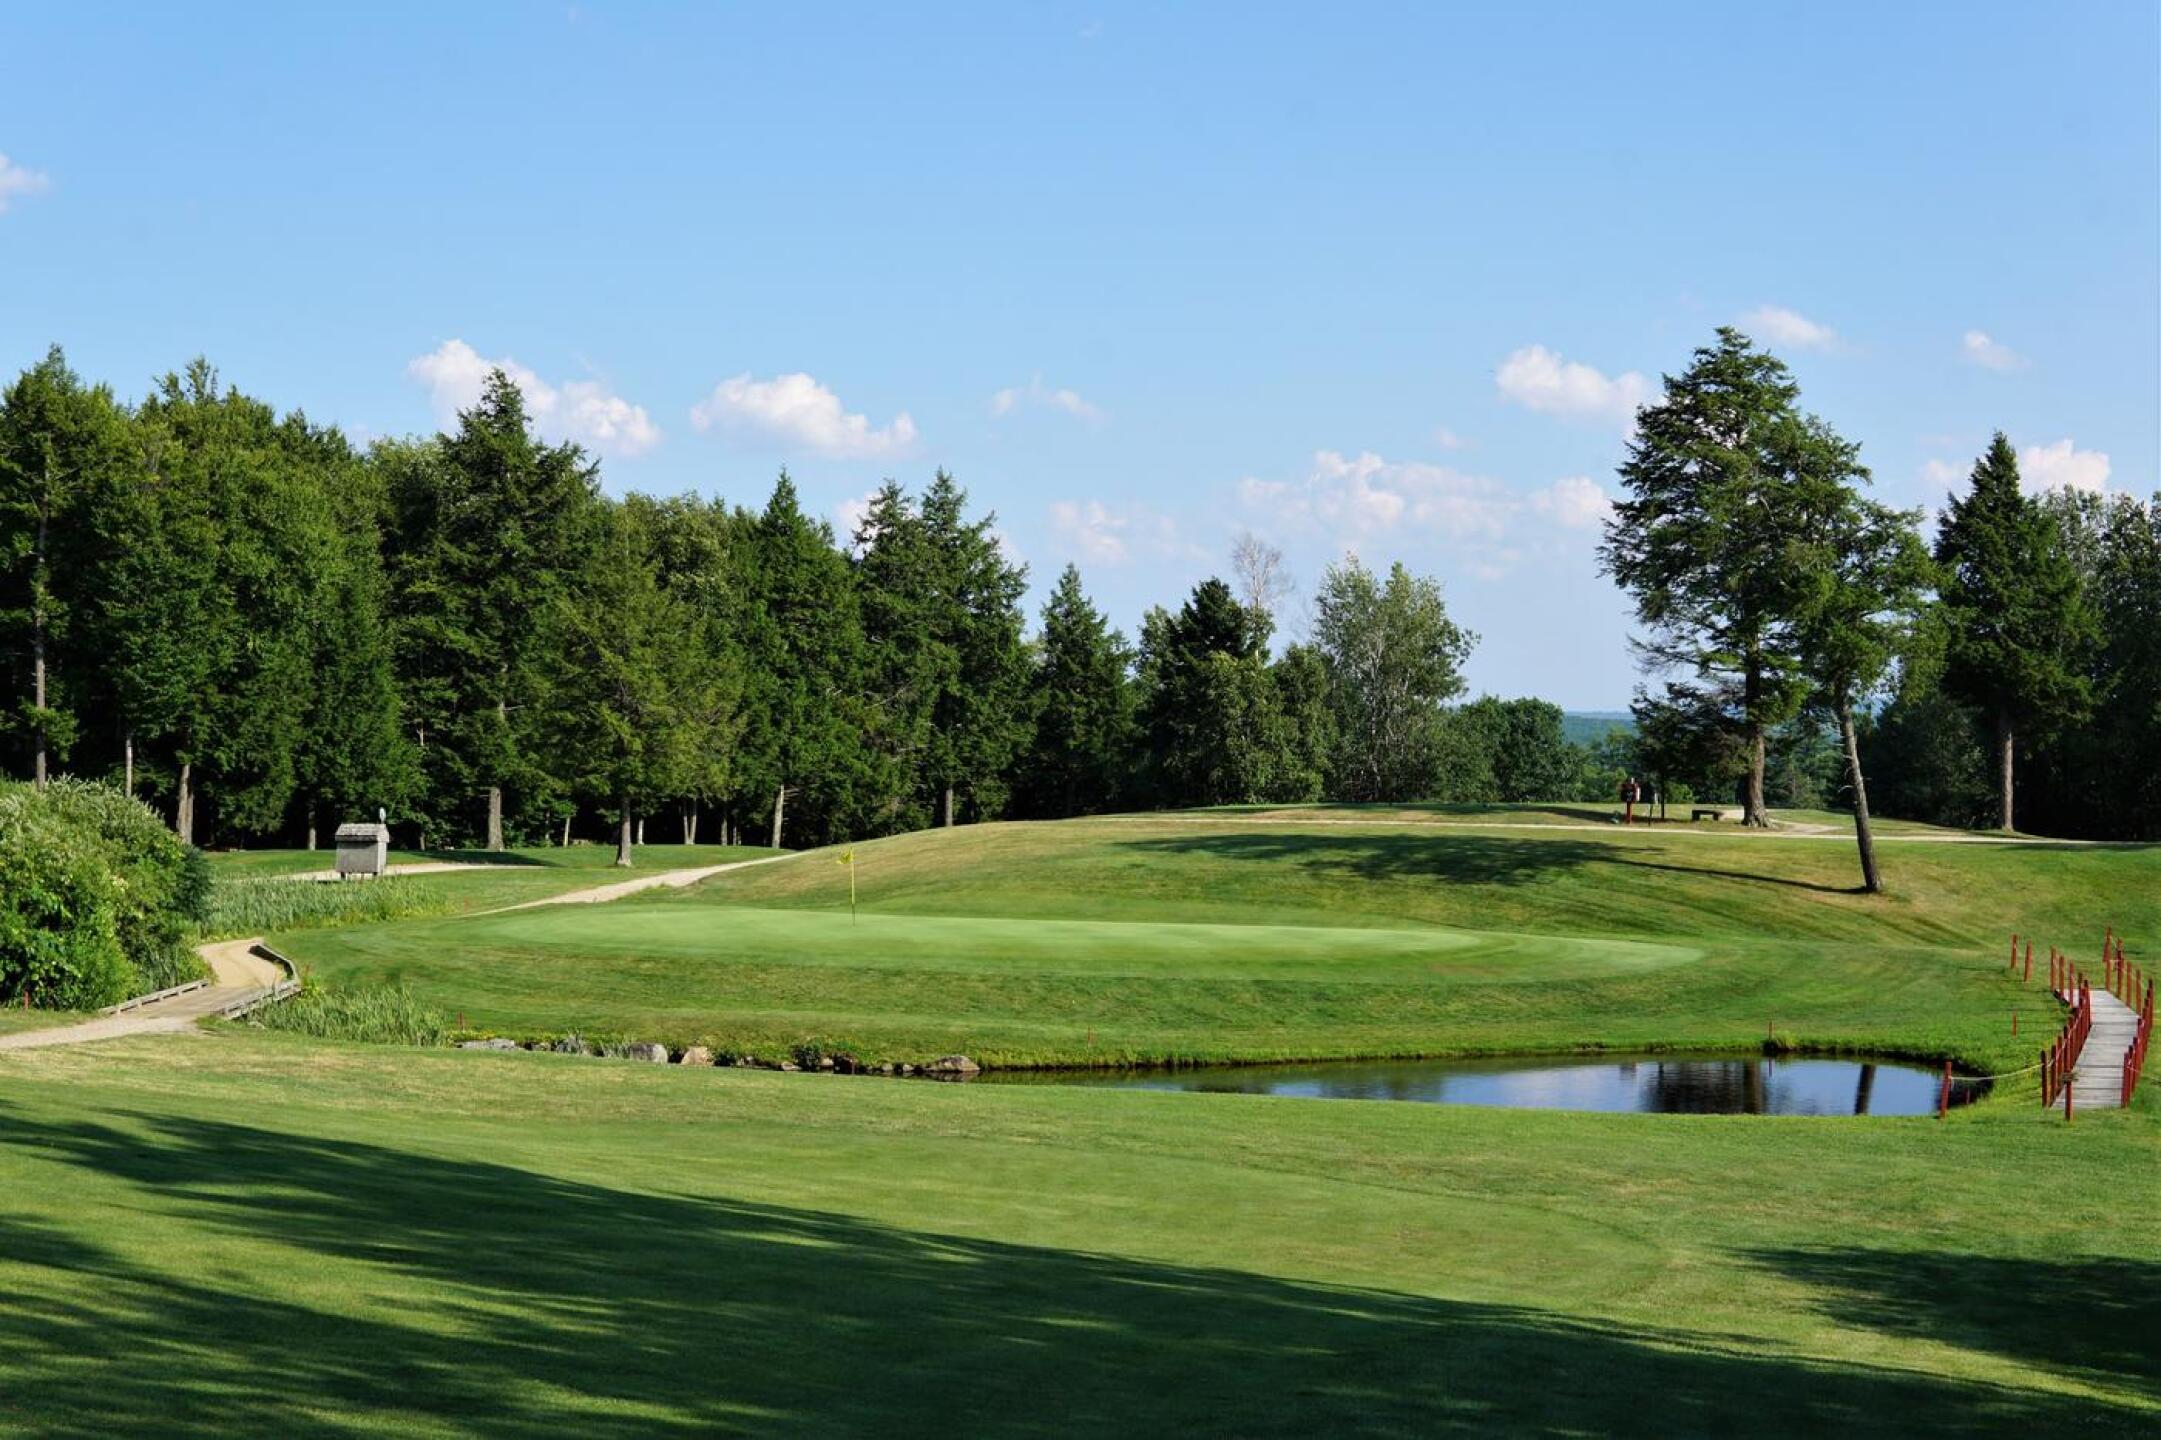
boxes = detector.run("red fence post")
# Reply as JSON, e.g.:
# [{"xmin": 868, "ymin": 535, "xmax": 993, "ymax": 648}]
[{"xmin": 1938, "ymin": 1061, "xmax": 1951, "ymax": 1119}]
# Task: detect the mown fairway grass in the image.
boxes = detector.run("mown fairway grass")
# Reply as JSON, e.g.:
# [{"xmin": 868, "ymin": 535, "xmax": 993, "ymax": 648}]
[
  {"xmin": 275, "ymin": 813, "xmax": 2158, "ymax": 1075},
  {"xmin": 7, "ymin": 809, "xmax": 2155, "ymax": 1434},
  {"xmin": 0, "ymin": 1030, "xmax": 2152, "ymax": 1436}
]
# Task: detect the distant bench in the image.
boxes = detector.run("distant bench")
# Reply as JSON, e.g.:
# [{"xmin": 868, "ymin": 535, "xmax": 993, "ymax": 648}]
[{"xmin": 1690, "ymin": 807, "xmax": 1738, "ymax": 823}]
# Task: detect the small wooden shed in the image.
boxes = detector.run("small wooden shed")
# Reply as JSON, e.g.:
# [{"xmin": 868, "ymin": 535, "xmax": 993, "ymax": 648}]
[{"xmin": 334, "ymin": 822, "xmax": 390, "ymax": 878}]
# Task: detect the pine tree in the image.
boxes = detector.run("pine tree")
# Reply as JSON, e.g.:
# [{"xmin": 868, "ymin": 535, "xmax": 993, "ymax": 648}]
[
  {"xmin": 918, "ymin": 472, "xmax": 1029, "ymax": 826},
  {"xmin": 549, "ymin": 501, "xmax": 732, "ymax": 866},
  {"xmin": 1602, "ymin": 328, "xmax": 1816, "ymax": 826},
  {"xmin": 1138, "ymin": 578, "xmax": 1278, "ymax": 806},
  {"xmin": 639, "ymin": 493, "xmax": 749, "ymax": 843},
  {"xmin": 737, "ymin": 473, "xmax": 865, "ymax": 848},
  {"xmin": 383, "ymin": 371, "xmax": 600, "ymax": 849},
  {"xmin": 851, "ymin": 481, "xmax": 941, "ymax": 832},
  {"xmin": 1933, "ymin": 433, "xmax": 2094, "ymax": 832},
  {"xmin": 1017, "ymin": 565, "xmax": 1134, "ymax": 817}
]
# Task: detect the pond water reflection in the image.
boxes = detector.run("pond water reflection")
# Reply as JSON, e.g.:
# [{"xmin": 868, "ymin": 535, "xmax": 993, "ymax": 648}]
[{"xmin": 981, "ymin": 1053, "xmax": 1977, "ymax": 1116}]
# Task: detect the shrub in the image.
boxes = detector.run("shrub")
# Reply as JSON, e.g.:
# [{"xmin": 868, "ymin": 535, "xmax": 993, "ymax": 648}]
[
  {"xmin": 0, "ymin": 779, "xmax": 206, "ymax": 1005},
  {"xmin": 250, "ymin": 981, "xmax": 449, "ymax": 1046},
  {"xmin": 0, "ymin": 825, "xmax": 133, "ymax": 1008}
]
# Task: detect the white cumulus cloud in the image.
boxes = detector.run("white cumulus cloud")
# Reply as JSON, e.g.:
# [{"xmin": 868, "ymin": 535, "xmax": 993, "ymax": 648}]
[
  {"xmin": 1235, "ymin": 452, "xmax": 1610, "ymax": 579},
  {"xmin": 1047, "ymin": 499, "xmax": 1187, "ymax": 567},
  {"xmin": 0, "ymin": 151, "xmax": 49, "ymax": 213},
  {"xmin": 1739, "ymin": 305, "xmax": 1837, "ymax": 350},
  {"xmin": 1530, "ymin": 475, "xmax": 1613, "ymax": 530},
  {"xmin": 0, "ymin": 151, "xmax": 51, "ymax": 214},
  {"xmin": 1495, "ymin": 345, "xmax": 1652, "ymax": 426},
  {"xmin": 1962, "ymin": 330, "xmax": 2025, "ymax": 372},
  {"xmin": 1240, "ymin": 451, "xmax": 1511, "ymax": 543},
  {"xmin": 691, "ymin": 372, "xmax": 916, "ymax": 459},
  {"xmin": 2019, "ymin": 438, "xmax": 2110, "ymax": 495},
  {"xmin": 1921, "ymin": 457, "xmax": 1966, "ymax": 487},
  {"xmin": 407, "ymin": 339, "xmax": 660, "ymax": 458},
  {"xmin": 991, "ymin": 375, "xmax": 1102, "ymax": 423}
]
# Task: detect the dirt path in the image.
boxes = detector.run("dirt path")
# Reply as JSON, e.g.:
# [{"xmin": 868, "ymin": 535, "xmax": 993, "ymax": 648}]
[
  {"xmin": 485, "ymin": 852, "xmax": 802, "ymax": 913},
  {"xmin": 0, "ymin": 937, "xmax": 282, "ymax": 1052}
]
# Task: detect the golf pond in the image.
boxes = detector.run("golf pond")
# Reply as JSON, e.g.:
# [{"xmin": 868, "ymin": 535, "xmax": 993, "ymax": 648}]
[{"xmin": 980, "ymin": 1053, "xmax": 1982, "ymax": 1116}]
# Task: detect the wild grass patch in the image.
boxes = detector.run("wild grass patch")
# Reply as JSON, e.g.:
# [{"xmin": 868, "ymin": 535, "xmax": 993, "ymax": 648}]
[
  {"xmin": 248, "ymin": 980, "xmax": 449, "ymax": 1047},
  {"xmin": 199, "ymin": 877, "xmax": 463, "ymax": 939}
]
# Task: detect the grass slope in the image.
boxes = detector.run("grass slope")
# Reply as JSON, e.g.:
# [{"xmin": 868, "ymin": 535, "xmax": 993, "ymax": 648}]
[
  {"xmin": 0, "ymin": 1032, "xmax": 2151, "ymax": 1436},
  {"xmin": 273, "ymin": 815, "xmax": 2157, "ymax": 1071}
]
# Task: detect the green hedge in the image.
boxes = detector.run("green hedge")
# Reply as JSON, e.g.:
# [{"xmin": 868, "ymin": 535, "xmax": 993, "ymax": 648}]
[{"xmin": 0, "ymin": 779, "xmax": 210, "ymax": 1009}]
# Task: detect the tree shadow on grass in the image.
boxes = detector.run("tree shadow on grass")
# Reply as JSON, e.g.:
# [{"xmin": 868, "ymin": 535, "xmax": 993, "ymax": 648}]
[
  {"xmin": 1610, "ymin": 856, "xmax": 1861, "ymax": 897},
  {"xmin": 0, "ymin": 1106, "xmax": 2143, "ymax": 1437},
  {"xmin": 1747, "ymin": 1247, "xmax": 2161, "ymax": 1403},
  {"xmin": 1121, "ymin": 830, "xmax": 1855, "ymax": 897},
  {"xmin": 1119, "ymin": 831, "xmax": 1614, "ymax": 888}
]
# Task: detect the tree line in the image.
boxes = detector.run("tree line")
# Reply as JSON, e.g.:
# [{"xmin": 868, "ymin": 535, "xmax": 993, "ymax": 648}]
[
  {"xmin": 1602, "ymin": 328, "xmax": 2160, "ymax": 886},
  {"xmin": 2, "ymin": 338, "xmax": 2152, "ymax": 878},
  {"xmin": 0, "ymin": 349, "xmax": 1562, "ymax": 861}
]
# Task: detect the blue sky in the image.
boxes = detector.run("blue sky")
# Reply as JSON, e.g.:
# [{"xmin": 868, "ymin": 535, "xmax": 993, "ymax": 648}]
[{"xmin": 2, "ymin": 2, "xmax": 2154, "ymax": 708}]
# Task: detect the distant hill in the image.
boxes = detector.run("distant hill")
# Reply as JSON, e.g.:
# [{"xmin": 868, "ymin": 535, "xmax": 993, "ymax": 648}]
[{"xmin": 1562, "ymin": 711, "xmax": 1634, "ymax": 746}]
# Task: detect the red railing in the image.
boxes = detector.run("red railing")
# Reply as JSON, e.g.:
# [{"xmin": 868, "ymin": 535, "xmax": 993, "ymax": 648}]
[
  {"xmin": 2040, "ymin": 974, "xmax": 2091, "ymax": 1116},
  {"xmin": 2099, "ymin": 929, "xmax": 2153, "ymax": 1107}
]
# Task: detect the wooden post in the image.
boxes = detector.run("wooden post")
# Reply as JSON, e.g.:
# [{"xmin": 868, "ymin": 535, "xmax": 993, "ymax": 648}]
[
  {"xmin": 2011, "ymin": 1010, "xmax": 2018, "ymax": 1037},
  {"xmin": 2010, "ymin": 934, "xmax": 2018, "ymax": 971},
  {"xmin": 2024, "ymin": 946, "xmax": 2031, "ymax": 983},
  {"xmin": 1937, "ymin": 1061, "xmax": 1951, "ymax": 1119}
]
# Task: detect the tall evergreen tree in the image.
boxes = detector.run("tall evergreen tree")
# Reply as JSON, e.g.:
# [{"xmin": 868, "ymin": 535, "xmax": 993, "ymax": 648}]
[
  {"xmin": 383, "ymin": 372, "xmax": 600, "ymax": 849},
  {"xmin": 851, "ymin": 481, "xmax": 941, "ymax": 832},
  {"xmin": 737, "ymin": 473, "xmax": 864, "ymax": 847},
  {"xmin": 1933, "ymin": 433, "xmax": 2094, "ymax": 832},
  {"xmin": 1138, "ymin": 578, "xmax": 1279, "ymax": 806},
  {"xmin": 1016, "ymin": 565, "xmax": 1134, "ymax": 818},
  {"xmin": 919, "ymin": 472, "xmax": 1029, "ymax": 826},
  {"xmin": 549, "ymin": 501, "xmax": 735, "ymax": 866},
  {"xmin": 1602, "ymin": 328, "xmax": 1816, "ymax": 826},
  {"xmin": 639, "ymin": 493, "xmax": 749, "ymax": 843}
]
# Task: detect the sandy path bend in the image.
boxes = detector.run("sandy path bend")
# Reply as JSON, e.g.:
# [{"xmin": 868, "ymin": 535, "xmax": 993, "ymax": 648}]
[
  {"xmin": 488, "ymin": 852, "xmax": 801, "ymax": 913},
  {"xmin": 0, "ymin": 937, "xmax": 281, "ymax": 1052}
]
